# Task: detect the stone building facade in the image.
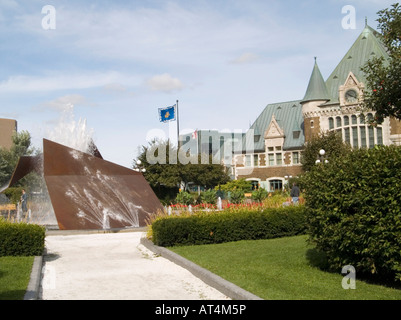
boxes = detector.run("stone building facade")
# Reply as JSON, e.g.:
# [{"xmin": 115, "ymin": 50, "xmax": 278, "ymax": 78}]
[
  {"xmin": 233, "ymin": 25, "xmax": 401, "ymax": 191},
  {"xmin": 0, "ymin": 118, "xmax": 17, "ymax": 150}
]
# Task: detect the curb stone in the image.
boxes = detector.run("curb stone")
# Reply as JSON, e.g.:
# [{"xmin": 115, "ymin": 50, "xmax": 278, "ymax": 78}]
[
  {"xmin": 23, "ymin": 255, "xmax": 43, "ymax": 300},
  {"xmin": 140, "ymin": 237, "xmax": 263, "ymax": 300}
]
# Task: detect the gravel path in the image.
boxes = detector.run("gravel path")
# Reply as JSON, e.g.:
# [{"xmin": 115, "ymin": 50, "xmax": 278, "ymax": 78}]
[{"xmin": 40, "ymin": 232, "xmax": 229, "ymax": 300}]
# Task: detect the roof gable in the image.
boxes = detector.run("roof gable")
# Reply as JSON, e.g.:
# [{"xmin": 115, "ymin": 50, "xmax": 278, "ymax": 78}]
[
  {"xmin": 325, "ymin": 25, "xmax": 389, "ymax": 102},
  {"xmin": 264, "ymin": 114, "xmax": 284, "ymax": 139},
  {"xmin": 243, "ymin": 100, "xmax": 304, "ymax": 152}
]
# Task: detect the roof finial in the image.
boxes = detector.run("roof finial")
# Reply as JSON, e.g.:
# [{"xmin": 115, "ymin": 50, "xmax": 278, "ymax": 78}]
[
  {"xmin": 365, "ymin": 16, "xmax": 368, "ymax": 26},
  {"xmin": 314, "ymin": 56, "xmax": 317, "ymax": 62}
]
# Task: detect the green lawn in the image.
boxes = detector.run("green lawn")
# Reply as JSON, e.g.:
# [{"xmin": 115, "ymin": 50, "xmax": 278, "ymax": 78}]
[
  {"xmin": 170, "ymin": 235, "xmax": 401, "ymax": 300},
  {"xmin": 0, "ymin": 256, "xmax": 34, "ymax": 300}
]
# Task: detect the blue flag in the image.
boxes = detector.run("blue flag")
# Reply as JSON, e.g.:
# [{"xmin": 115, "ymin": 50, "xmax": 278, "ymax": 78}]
[{"xmin": 159, "ymin": 104, "xmax": 176, "ymax": 123}]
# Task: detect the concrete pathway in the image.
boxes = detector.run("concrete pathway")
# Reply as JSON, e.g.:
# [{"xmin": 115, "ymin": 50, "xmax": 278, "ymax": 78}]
[{"xmin": 40, "ymin": 232, "xmax": 230, "ymax": 300}]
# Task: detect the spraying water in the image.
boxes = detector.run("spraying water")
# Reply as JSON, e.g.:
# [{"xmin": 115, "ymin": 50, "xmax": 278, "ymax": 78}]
[{"xmin": 45, "ymin": 104, "xmax": 95, "ymax": 155}]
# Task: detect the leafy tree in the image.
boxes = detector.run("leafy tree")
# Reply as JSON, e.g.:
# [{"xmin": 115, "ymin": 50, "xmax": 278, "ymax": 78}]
[
  {"xmin": 135, "ymin": 139, "xmax": 230, "ymax": 198},
  {"xmin": 361, "ymin": 3, "xmax": 401, "ymax": 124},
  {"xmin": 301, "ymin": 131, "xmax": 351, "ymax": 172},
  {"xmin": 0, "ymin": 131, "xmax": 36, "ymax": 187}
]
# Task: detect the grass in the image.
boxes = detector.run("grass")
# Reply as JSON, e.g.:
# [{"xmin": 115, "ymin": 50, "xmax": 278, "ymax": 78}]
[
  {"xmin": 0, "ymin": 256, "xmax": 34, "ymax": 300},
  {"xmin": 170, "ymin": 235, "xmax": 401, "ymax": 300}
]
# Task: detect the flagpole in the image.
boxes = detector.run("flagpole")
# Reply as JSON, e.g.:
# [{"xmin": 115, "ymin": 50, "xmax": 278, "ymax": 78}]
[{"xmin": 176, "ymin": 99, "xmax": 180, "ymax": 148}]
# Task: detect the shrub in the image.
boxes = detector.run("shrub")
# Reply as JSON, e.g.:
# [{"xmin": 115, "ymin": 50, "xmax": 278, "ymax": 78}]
[
  {"xmin": 302, "ymin": 145, "xmax": 401, "ymax": 282},
  {"xmin": 251, "ymin": 188, "xmax": 268, "ymax": 202},
  {"xmin": 201, "ymin": 189, "xmax": 217, "ymax": 205},
  {"xmin": 0, "ymin": 218, "xmax": 45, "ymax": 256},
  {"xmin": 151, "ymin": 205, "xmax": 307, "ymax": 247},
  {"xmin": 175, "ymin": 191, "xmax": 193, "ymax": 206},
  {"xmin": 229, "ymin": 189, "xmax": 245, "ymax": 204}
]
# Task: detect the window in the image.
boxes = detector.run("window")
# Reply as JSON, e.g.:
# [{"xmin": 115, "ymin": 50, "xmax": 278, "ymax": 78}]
[
  {"xmin": 360, "ymin": 127, "xmax": 367, "ymax": 148},
  {"xmin": 245, "ymin": 155, "xmax": 251, "ymax": 167},
  {"xmin": 269, "ymin": 179, "xmax": 283, "ymax": 191},
  {"xmin": 344, "ymin": 128, "xmax": 350, "ymax": 144},
  {"xmin": 352, "ymin": 127, "xmax": 358, "ymax": 148},
  {"xmin": 329, "ymin": 117, "xmax": 334, "ymax": 130},
  {"xmin": 310, "ymin": 120, "xmax": 314, "ymax": 128},
  {"xmin": 254, "ymin": 135, "xmax": 260, "ymax": 143},
  {"xmin": 253, "ymin": 154, "xmax": 259, "ymax": 167},
  {"xmin": 336, "ymin": 116, "xmax": 342, "ymax": 128},
  {"xmin": 293, "ymin": 131, "xmax": 300, "ymax": 139},
  {"xmin": 377, "ymin": 127, "xmax": 383, "ymax": 145},
  {"xmin": 276, "ymin": 153, "xmax": 282, "ymax": 166},
  {"xmin": 275, "ymin": 146, "xmax": 282, "ymax": 151},
  {"xmin": 344, "ymin": 116, "xmax": 349, "ymax": 126},
  {"xmin": 268, "ymin": 154, "xmax": 275, "ymax": 166},
  {"xmin": 368, "ymin": 126, "xmax": 375, "ymax": 148},
  {"xmin": 268, "ymin": 147, "xmax": 274, "ymax": 152},
  {"xmin": 292, "ymin": 152, "xmax": 299, "ymax": 164},
  {"xmin": 360, "ymin": 114, "xmax": 365, "ymax": 124},
  {"xmin": 352, "ymin": 115, "xmax": 357, "ymax": 125},
  {"xmin": 250, "ymin": 180, "xmax": 259, "ymax": 191}
]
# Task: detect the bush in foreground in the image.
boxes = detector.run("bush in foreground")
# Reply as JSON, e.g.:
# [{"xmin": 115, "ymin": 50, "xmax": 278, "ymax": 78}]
[
  {"xmin": 150, "ymin": 206, "xmax": 307, "ymax": 247},
  {"xmin": 0, "ymin": 218, "xmax": 45, "ymax": 256},
  {"xmin": 302, "ymin": 145, "xmax": 401, "ymax": 282}
]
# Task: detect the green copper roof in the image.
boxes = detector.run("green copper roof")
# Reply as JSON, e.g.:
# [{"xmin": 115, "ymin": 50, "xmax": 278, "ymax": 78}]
[
  {"xmin": 325, "ymin": 25, "xmax": 389, "ymax": 102},
  {"xmin": 244, "ymin": 100, "xmax": 304, "ymax": 152},
  {"xmin": 302, "ymin": 59, "xmax": 330, "ymax": 103}
]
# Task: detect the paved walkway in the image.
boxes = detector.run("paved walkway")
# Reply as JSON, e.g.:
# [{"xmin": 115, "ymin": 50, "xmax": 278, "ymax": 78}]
[{"xmin": 40, "ymin": 231, "xmax": 230, "ymax": 300}]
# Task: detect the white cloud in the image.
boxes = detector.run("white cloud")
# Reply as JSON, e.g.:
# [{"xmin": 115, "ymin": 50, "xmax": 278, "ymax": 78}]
[
  {"xmin": 230, "ymin": 52, "xmax": 260, "ymax": 64},
  {"xmin": 36, "ymin": 94, "xmax": 93, "ymax": 111},
  {"xmin": 146, "ymin": 73, "xmax": 184, "ymax": 92},
  {"xmin": 0, "ymin": 71, "xmax": 141, "ymax": 93}
]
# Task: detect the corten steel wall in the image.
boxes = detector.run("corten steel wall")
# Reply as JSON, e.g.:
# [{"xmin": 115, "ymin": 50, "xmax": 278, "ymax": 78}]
[{"xmin": 8, "ymin": 139, "xmax": 163, "ymax": 230}]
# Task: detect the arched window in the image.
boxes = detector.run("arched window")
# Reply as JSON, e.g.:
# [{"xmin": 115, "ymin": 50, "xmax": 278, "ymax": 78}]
[
  {"xmin": 344, "ymin": 116, "xmax": 349, "ymax": 126},
  {"xmin": 352, "ymin": 115, "xmax": 357, "ymax": 125},
  {"xmin": 329, "ymin": 117, "xmax": 334, "ymax": 130},
  {"xmin": 336, "ymin": 116, "xmax": 342, "ymax": 128}
]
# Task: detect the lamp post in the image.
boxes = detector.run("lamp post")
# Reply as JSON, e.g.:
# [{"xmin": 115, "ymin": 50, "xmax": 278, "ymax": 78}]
[
  {"xmin": 315, "ymin": 149, "xmax": 329, "ymax": 165},
  {"xmin": 134, "ymin": 159, "xmax": 146, "ymax": 173}
]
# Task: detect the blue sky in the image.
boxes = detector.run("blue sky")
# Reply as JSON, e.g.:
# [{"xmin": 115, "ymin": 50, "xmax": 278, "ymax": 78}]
[{"xmin": 0, "ymin": 0, "xmax": 396, "ymax": 167}]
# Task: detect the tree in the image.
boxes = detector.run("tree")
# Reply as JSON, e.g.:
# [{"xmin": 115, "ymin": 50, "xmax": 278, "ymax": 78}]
[
  {"xmin": 361, "ymin": 3, "xmax": 401, "ymax": 124},
  {"xmin": 301, "ymin": 131, "xmax": 351, "ymax": 172},
  {"xmin": 135, "ymin": 139, "xmax": 230, "ymax": 198},
  {"xmin": 0, "ymin": 130, "xmax": 36, "ymax": 187}
]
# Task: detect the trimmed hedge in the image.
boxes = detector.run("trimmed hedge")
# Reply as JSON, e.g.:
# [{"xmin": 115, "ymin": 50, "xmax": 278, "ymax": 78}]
[
  {"xmin": 302, "ymin": 145, "xmax": 401, "ymax": 282},
  {"xmin": 0, "ymin": 218, "xmax": 45, "ymax": 256},
  {"xmin": 151, "ymin": 206, "xmax": 307, "ymax": 247}
]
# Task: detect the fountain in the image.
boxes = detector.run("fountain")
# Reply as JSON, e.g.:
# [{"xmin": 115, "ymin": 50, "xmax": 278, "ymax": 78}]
[
  {"xmin": 217, "ymin": 197, "xmax": 222, "ymax": 210},
  {"xmin": 4, "ymin": 105, "xmax": 163, "ymax": 230},
  {"xmin": 7, "ymin": 138, "xmax": 163, "ymax": 230}
]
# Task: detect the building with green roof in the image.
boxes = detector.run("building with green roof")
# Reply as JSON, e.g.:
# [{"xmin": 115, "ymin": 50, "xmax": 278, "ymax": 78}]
[{"xmin": 233, "ymin": 24, "xmax": 401, "ymax": 191}]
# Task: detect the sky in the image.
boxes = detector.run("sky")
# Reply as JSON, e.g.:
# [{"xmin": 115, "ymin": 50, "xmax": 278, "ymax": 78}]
[{"xmin": 0, "ymin": 0, "xmax": 397, "ymax": 168}]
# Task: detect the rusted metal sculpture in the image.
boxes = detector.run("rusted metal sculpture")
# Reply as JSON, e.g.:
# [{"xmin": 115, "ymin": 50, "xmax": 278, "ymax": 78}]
[{"xmin": 7, "ymin": 139, "xmax": 163, "ymax": 230}]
